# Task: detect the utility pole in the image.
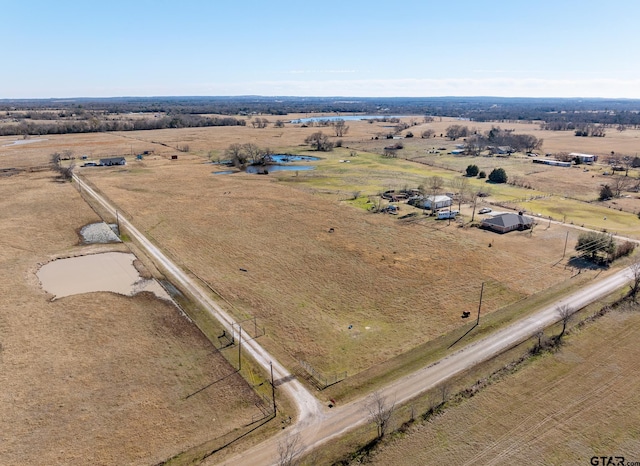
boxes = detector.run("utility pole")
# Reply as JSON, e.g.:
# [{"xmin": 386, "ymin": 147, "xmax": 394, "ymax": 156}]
[
  {"xmin": 270, "ymin": 361, "xmax": 276, "ymax": 415},
  {"xmin": 238, "ymin": 326, "xmax": 242, "ymax": 371},
  {"xmin": 562, "ymin": 231, "xmax": 569, "ymax": 258},
  {"xmin": 477, "ymin": 282, "xmax": 485, "ymax": 325},
  {"xmin": 116, "ymin": 211, "xmax": 120, "ymax": 235}
]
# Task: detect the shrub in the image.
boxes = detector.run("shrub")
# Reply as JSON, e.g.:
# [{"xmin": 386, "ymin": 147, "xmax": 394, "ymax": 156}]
[
  {"xmin": 488, "ymin": 168, "xmax": 508, "ymax": 183},
  {"xmin": 478, "ymin": 170, "xmax": 486, "ymax": 179},
  {"xmin": 599, "ymin": 185, "xmax": 614, "ymax": 201},
  {"xmin": 465, "ymin": 164, "xmax": 479, "ymax": 177}
]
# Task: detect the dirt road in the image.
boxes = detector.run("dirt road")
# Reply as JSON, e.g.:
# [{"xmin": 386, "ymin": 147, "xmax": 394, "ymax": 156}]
[
  {"xmin": 73, "ymin": 174, "xmax": 633, "ymax": 466},
  {"xmin": 72, "ymin": 175, "xmax": 323, "ymax": 421},
  {"xmin": 221, "ymin": 266, "xmax": 633, "ymax": 465}
]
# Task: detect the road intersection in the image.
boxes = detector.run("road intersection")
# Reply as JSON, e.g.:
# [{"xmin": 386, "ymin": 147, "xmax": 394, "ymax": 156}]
[{"xmin": 73, "ymin": 174, "xmax": 634, "ymax": 465}]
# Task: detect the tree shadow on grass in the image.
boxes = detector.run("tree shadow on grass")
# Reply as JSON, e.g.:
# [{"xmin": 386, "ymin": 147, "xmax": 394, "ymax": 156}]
[{"xmin": 567, "ymin": 256, "xmax": 609, "ymax": 272}]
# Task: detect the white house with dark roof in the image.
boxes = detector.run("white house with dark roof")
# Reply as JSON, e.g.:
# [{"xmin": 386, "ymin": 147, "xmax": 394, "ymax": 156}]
[
  {"xmin": 481, "ymin": 213, "xmax": 533, "ymax": 233},
  {"xmin": 99, "ymin": 157, "xmax": 126, "ymax": 166}
]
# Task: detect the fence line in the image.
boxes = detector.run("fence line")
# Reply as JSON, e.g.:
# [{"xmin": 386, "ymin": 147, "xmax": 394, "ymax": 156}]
[{"xmin": 299, "ymin": 359, "xmax": 347, "ymax": 390}]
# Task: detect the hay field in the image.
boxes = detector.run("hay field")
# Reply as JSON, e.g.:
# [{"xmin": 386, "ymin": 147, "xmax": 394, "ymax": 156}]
[
  {"xmin": 79, "ymin": 149, "xmax": 578, "ymax": 376},
  {"xmin": 368, "ymin": 306, "xmax": 640, "ymax": 465},
  {"xmin": 0, "ymin": 170, "xmax": 262, "ymax": 464}
]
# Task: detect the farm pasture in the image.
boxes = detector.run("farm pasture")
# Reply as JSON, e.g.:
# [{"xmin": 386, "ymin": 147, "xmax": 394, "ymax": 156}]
[{"xmin": 0, "ymin": 170, "xmax": 262, "ymax": 464}]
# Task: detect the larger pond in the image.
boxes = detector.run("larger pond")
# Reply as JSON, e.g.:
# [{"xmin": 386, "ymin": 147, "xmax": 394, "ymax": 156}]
[
  {"xmin": 37, "ymin": 252, "xmax": 170, "ymax": 301},
  {"xmin": 269, "ymin": 154, "xmax": 319, "ymax": 162},
  {"xmin": 245, "ymin": 165, "xmax": 314, "ymax": 174},
  {"xmin": 290, "ymin": 115, "xmax": 407, "ymax": 124}
]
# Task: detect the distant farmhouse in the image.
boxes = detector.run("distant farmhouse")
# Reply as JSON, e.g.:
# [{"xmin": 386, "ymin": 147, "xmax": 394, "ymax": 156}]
[
  {"xmin": 482, "ymin": 213, "xmax": 533, "ymax": 233},
  {"xmin": 488, "ymin": 146, "xmax": 514, "ymax": 155},
  {"xmin": 99, "ymin": 157, "xmax": 126, "ymax": 166},
  {"xmin": 569, "ymin": 153, "xmax": 598, "ymax": 164}
]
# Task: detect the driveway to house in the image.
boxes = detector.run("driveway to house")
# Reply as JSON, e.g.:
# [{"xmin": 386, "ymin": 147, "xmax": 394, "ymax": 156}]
[{"xmin": 73, "ymin": 174, "xmax": 634, "ymax": 466}]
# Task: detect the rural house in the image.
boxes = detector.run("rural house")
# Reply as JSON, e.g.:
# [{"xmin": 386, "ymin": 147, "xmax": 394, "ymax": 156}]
[
  {"xmin": 422, "ymin": 195, "xmax": 452, "ymax": 210},
  {"xmin": 481, "ymin": 213, "xmax": 533, "ymax": 233},
  {"xmin": 569, "ymin": 153, "xmax": 598, "ymax": 164},
  {"xmin": 99, "ymin": 157, "xmax": 126, "ymax": 166}
]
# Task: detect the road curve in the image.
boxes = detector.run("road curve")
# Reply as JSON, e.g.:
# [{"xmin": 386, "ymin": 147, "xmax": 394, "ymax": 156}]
[{"xmin": 73, "ymin": 174, "xmax": 633, "ymax": 466}]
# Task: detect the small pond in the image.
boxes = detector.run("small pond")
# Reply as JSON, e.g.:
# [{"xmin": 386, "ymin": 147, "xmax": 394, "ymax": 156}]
[
  {"xmin": 213, "ymin": 170, "xmax": 236, "ymax": 175},
  {"xmin": 37, "ymin": 252, "xmax": 170, "ymax": 301}
]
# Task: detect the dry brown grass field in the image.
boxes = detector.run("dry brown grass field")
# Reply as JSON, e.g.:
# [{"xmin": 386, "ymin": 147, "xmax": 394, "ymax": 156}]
[
  {"xmin": 73, "ymin": 127, "xmax": 591, "ymax": 378},
  {"xmin": 367, "ymin": 305, "xmax": 640, "ymax": 465},
  {"xmin": 2, "ymin": 113, "xmax": 640, "ymax": 462},
  {"xmin": 0, "ymin": 168, "xmax": 263, "ymax": 464}
]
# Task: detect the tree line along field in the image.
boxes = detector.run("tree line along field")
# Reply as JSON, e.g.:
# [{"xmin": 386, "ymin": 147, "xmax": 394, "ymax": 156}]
[
  {"xmin": 61, "ymin": 114, "xmax": 640, "ymax": 382},
  {"xmin": 0, "ymin": 153, "xmax": 269, "ymax": 464}
]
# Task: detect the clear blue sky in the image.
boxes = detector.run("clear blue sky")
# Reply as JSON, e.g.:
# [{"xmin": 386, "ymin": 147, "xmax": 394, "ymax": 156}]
[{"xmin": 3, "ymin": 0, "xmax": 640, "ymax": 99}]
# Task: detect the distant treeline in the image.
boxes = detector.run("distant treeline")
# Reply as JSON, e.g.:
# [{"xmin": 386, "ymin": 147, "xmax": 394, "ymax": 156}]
[
  {"xmin": 0, "ymin": 113, "xmax": 245, "ymax": 136},
  {"xmin": 3, "ymin": 96, "xmax": 640, "ymax": 134}
]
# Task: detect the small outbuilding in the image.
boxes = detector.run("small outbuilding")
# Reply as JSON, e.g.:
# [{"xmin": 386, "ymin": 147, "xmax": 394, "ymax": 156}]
[
  {"xmin": 422, "ymin": 195, "xmax": 453, "ymax": 210},
  {"xmin": 481, "ymin": 213, "xmax": 533, "ymax": 233},
  {"xmin": 570, "ymin": 153, "xmax": 598, "ymax": 164},
  {"xmin": 99, "ymin": 157, "xmax": 126, "ymax": 166}
]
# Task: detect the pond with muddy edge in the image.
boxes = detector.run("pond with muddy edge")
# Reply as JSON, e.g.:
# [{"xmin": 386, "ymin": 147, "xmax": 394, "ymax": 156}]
[{"xmin": 37, "ymin": 252, "xmax": 169, "ymax": 301}]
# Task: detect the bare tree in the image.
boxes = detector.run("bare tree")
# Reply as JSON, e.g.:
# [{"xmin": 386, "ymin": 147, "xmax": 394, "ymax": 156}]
[
  {"xmin": 304, "ymin": 132, "xmax": 334, "ymax": 151},
  {"xmin": 242, "ymin": 143, "xmax": 262, "ymax": 164},
  {"xmin": 464, "ymin": 134, "xmax": 487, "ymax": 156},
  {"xmin": 332, "ymin": 119, "xmax": 349, "ymax": 137},
  {"xmin": 61, "ymin": 149, "xmax": 75, "ymax": 160},
  {"xmin": 425, "ymin": 176, "xmax": 444, "ymax": 213},
  {"xmin": 621, "ymin": 155, "xmax": 634, "ymax": 176},
  {"xmin": 252, "ymin": 117, "xmax": 269, "ymax": 128},
  {"xmin": 449, "ymin": 176, "xmax": 470, "ymax": 211},
  {"xmin": 557, "ymin": 304, "xmax": 574, "ymax": 338},
  {"xmin": 421, "ymin": 129, "xmax": 435, "ymax": 139},
  {"xmin": 610, "ymin": 174, "xmax": 632, "ymax": 198},
  {"xmin": 277, "ymin": 433, "xmax": 304, "ymax": 466},
  {"xmin": 629, "ymin": 260, "xmax": 640, "ymax": 302},
  {"xmin": 366, "ymin": 391, "xmax": 396, "ymax": 440},
  {"xmin": 555, "ymin": 152, "xmax": 574, "ymax": 163},
  {"xmin": 225, "ymin": 143, "xmax": 247, "ymax": 167},
  {"xmin": 469, "ymin": 187, "xmax": 490, "ymax": 222},
  {"xmin": 445, "ymin": 124, "xmax": 469, "ymax": 140},
  {"xmin": 50, "ymin": 152, "xmax": 61, "ymax": 165}
]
